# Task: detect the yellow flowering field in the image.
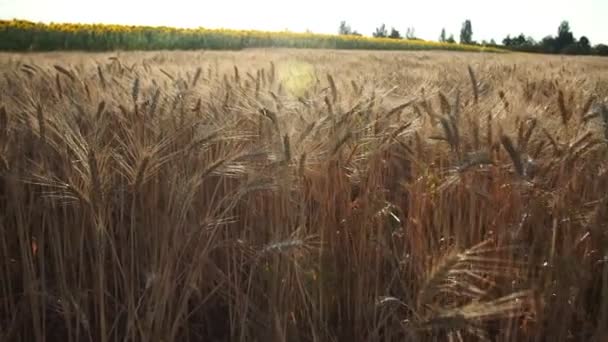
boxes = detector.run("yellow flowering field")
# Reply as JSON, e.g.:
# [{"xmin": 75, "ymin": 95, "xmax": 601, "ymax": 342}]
[{"xmin": 0, "ymin": 19, "xmax": 505, "ymax": 52}]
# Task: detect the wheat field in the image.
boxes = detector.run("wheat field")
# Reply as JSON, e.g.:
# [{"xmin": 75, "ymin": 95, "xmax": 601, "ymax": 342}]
[{"xmin": 1, "ymin": 49, "xmax": 607, "ymax": 341}]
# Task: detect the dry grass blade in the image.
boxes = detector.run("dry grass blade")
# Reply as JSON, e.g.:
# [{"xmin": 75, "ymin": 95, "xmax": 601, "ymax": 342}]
[
  {"xmin": 55, "ymin": 73, "xmax": 63, "ymax": 99},
  {"xmin": 36, "ymin": 104, "xmax": 45, "ymax": 143},
  {"xmin": 21, "ymin": 63, "xmax": 36, "ymax": 72},
  {"xmin": 54, "ymin": 64, "xmax": 76, "ymax": 82},
  {"xmin": 439, "ymin": 92, "xmax": 451, "ymax": 115},
  {"xmin": 298, "ymin": 153, "xmax": 306, "ymax": 177},
  {"xmin": 439, "ymin": 117, "xmax": 459, "ymax": 151},
  {"xmin": 0, "ymin": 106, "xmax": 7, "ymax": 139},
  {"xmin": 500, "ymin": 134, "xmax": 524, "ymax": 177},
  {"xmin": 159, "ymin": 68, "xmax": 175, "ymax": 81},
  {"xmin": 451, "ymin": 90, "xmax": 461, "ymax": 119},
  {"xmin": 580, "ymin": 95, "xmax": 595, "ymax": 117},
  {"xmin": 132, "ymin": 78, "xmax": 140, "ymax": 103},
  {"xmin": 282, "ymin": 134, "xmax": 291, "ymax": 163},
  {"xmin": 327, "ymin": 73, "xmax": 337, "ymax": 103},
  {"xmin": 196, "ymin": 157, "xmax": 226, "ymax": 182},
  {"xmin": 187, "ymin": 131, "xmax": 219, "ymax": 152},
  {"xmin": 96, "ymin": 101, "xmax": 106, "ymax": 120},
  {"xmin": 386, "ymin": 100, "xmax": 414, "ymax": 119},
  {"xmin": 541, "ymin": 127, "xmax": 562, "ymax": 155},
  {"xmin": 20, "ymin": 67, "xmax": 34, "ymax": 77},
  {"xmin": 521, "ymin": 118, "xmax": 537, "ymax": 151},
  {"xmin": 133, "ymin": 154, "xmax": 150, "ymax": 190},
  {"xmin": 192, "ymin": 67, "xmax": 202, "ymax": 87},
  {"xmin": 324, "ymin": 96, "xmax": 333, "ymax": 115},
  {"xmin": 269, "ymin": 61, "xmax": 276, "ymax": 84},
  {"xmin": 149, "ymin": 88, "xmax": 161, "ymax": 117},
  {"xmin": 459, "ymin": 151, "xmax": 493, "ymax": 171},
  {"xmin": 97, "ymin": 65, "xmax": 106, "ymax": 88},
  {"xmin": 233, "ymin": 65, "xmax": 240, "ymax": 84},
  {"xmin": 350, "ymin": 79, "xmax": 360, "ymax": 95},
  {"xmin": 557, "ymin": 89, "xmax": 570, "ymax": 125},
  {"xmin": 297, "ymin": 121, "xmax": 316, "ymax": 144},
  {"xmin": 498, "ymin": 90, "xmax": 510, "ymax": 109},
  {"xmin": 88, "ymin": 148, "xmax": 102, "ymax": 208},
  {"xmin": 332, "ymin": 131, "xmax": 352, "ymax": 155},
  {"xmin": 260, "ymin": 107, "xmax": 280, "ymax": 132},
  {"xmin": 384, "ymin": 121, "xmax": 413, "ymax": 145},
  {"xmin": 467, "ymin": 65, "xmax": 479, "ymax": 104}
]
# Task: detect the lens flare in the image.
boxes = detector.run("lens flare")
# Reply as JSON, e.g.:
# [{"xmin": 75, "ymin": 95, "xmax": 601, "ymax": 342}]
[{"xmin": 276, "ymin": 61, "xmax": 315, "ymax": 97}]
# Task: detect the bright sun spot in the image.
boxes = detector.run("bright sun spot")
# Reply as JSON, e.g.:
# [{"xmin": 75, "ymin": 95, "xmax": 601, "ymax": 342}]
[{"xmin": 277, "ymin": 61, "xmax": 315, "ymax": 97}]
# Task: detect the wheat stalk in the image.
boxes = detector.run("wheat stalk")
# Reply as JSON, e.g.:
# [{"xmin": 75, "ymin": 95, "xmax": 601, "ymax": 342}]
[
  {"xmin": 54, "ymin": 65, "xmax": 76, "ymax": 82},
  {"xmin": 501, "ymin": 134, "xmax": 524, "ymax": 177},
  {"xmin": 468, "ymin": 65, "xmax": 479, "ymax": 104}
]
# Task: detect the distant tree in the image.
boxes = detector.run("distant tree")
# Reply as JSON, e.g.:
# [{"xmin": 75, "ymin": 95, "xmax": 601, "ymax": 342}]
[
  {"xmin": 498, "ymin": 22, "xmax": 598, "ymax": 56},
  {"xmin": 541, "ymin": 35, "xmax": 557, "ymax": 53},
  {"xmin": 460, "ymin": 20, "xmax": 473, "ymax": 44},
  {"xmin": 439, "ymin": 28, "xmax": 447, "ymax": 42},
  {"xmin": 339, "ymin": 21, "xmax": 352, "ymax": 35},
  {"xmin": 406, "ymin": 27, "xmax": 416, "ymax": 39},
  {"xmin": 490, "ymin": 38, "xmax": 496, "ymax": 45},
  {"xmin": 514, "ymin": 34, "xmax": 527, "ymax": 46},
  {"xmin": 338, "ymin": 21, "xmax": 362, "ymax": 36},
  {"xmin": 562, "ymin": 43, "xmax": 583, "ymax": 55},
  {"xmin": 594, "ymin": 44, "xmax": 608, "ymax": 56},
  {"xmin": 446, "ymin": 34, "xmax": 456, "ymax": 44},
  {"xmin": 555, "ymin": 20, "xmax": 575, "ymax": 52},
  {"xmin": 579, "ymin": 36, "xmax": 591, "ymax": 54},
  {"xmin": 389, "ymin": 27, "xmax": 402, "ymax": 39},
  {"xmin": 373, "ymin": 24, "xmax": 387, "ymax": 38}
]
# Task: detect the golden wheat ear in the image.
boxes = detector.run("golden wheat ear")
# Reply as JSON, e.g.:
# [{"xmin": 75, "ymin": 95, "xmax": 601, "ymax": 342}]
[
  {"xmin": 418, "ymin": 239, "xmax": 527, "ymax": 309},
  {"xmin": 418, "ymin": 290, "xmax": 535, "ymax": 341},
  {"xmin": 415, "ymin": 238, "xmax": 533, "ymax": 341}
]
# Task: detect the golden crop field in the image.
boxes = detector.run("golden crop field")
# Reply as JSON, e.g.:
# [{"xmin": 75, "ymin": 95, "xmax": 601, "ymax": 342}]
[{"xmin": 1, "ymin": 49, "xmax": 607, "ymax": 341}]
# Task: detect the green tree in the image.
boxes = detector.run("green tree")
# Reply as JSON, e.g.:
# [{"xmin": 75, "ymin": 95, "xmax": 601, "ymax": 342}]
[
  {"xmin": 439, "ymin": 28, "xmax": 447, "ymax": 42},
  {"xmin": 373, "ymin": 24, "xmax": 387, "ymax": 38},
  {"xmin": 447, "ymin": 34, "xmax": 456, "ymax": 44},
  {"xmin": 579, "ymin": 36, "xmax": 591, "ymax": 54},
  {"xmin": 593, "ymin": 44, "xmax": 608, "ymax": 56},
  {"xmin": 460, "ymin": 20, "xmax": 473, "ymax": 44},
  {"xmin": 389, "ymin": 27, "xmax": 402, "ymax": 39},
  {"xmin": 555, "ymin": 20, "xmax": 575, "ymax": 52},
  {"xmin": 541, "ymin": 36, "xmax": 557, "ymax": 53},
  {"xmin": 339, "ymin": 21, "xmax": 352, "ymax": 35},
  {"xmin": 339, "ymin": 21, "xmax": 361, "ymax": 36}
]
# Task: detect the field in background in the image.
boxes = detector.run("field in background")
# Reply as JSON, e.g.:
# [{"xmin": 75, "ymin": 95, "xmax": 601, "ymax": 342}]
[
  {"xmin": 1, "ymin": 49, "xmax": 607, "ymax": 341},
  {"xmin": 0, "ymin": 20, "xmax": 504, "ymax": 53}
]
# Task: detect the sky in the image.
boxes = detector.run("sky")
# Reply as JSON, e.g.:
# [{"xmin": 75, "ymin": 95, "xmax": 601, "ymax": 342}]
[{"xmin": 1, "ymin": 0, "xmax": 607, "ymax": 45}]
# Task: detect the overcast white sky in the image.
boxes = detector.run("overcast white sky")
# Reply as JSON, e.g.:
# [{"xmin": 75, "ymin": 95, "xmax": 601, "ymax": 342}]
[{"xmin": 1, "ymin": 0, "xmax": 607, "ymax": 45}]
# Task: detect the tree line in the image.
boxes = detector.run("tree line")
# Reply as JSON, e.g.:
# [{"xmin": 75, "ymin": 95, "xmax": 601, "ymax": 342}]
[{"xmin": 339, "ymin": 19, "xmax": 608, "ymax": 56}]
